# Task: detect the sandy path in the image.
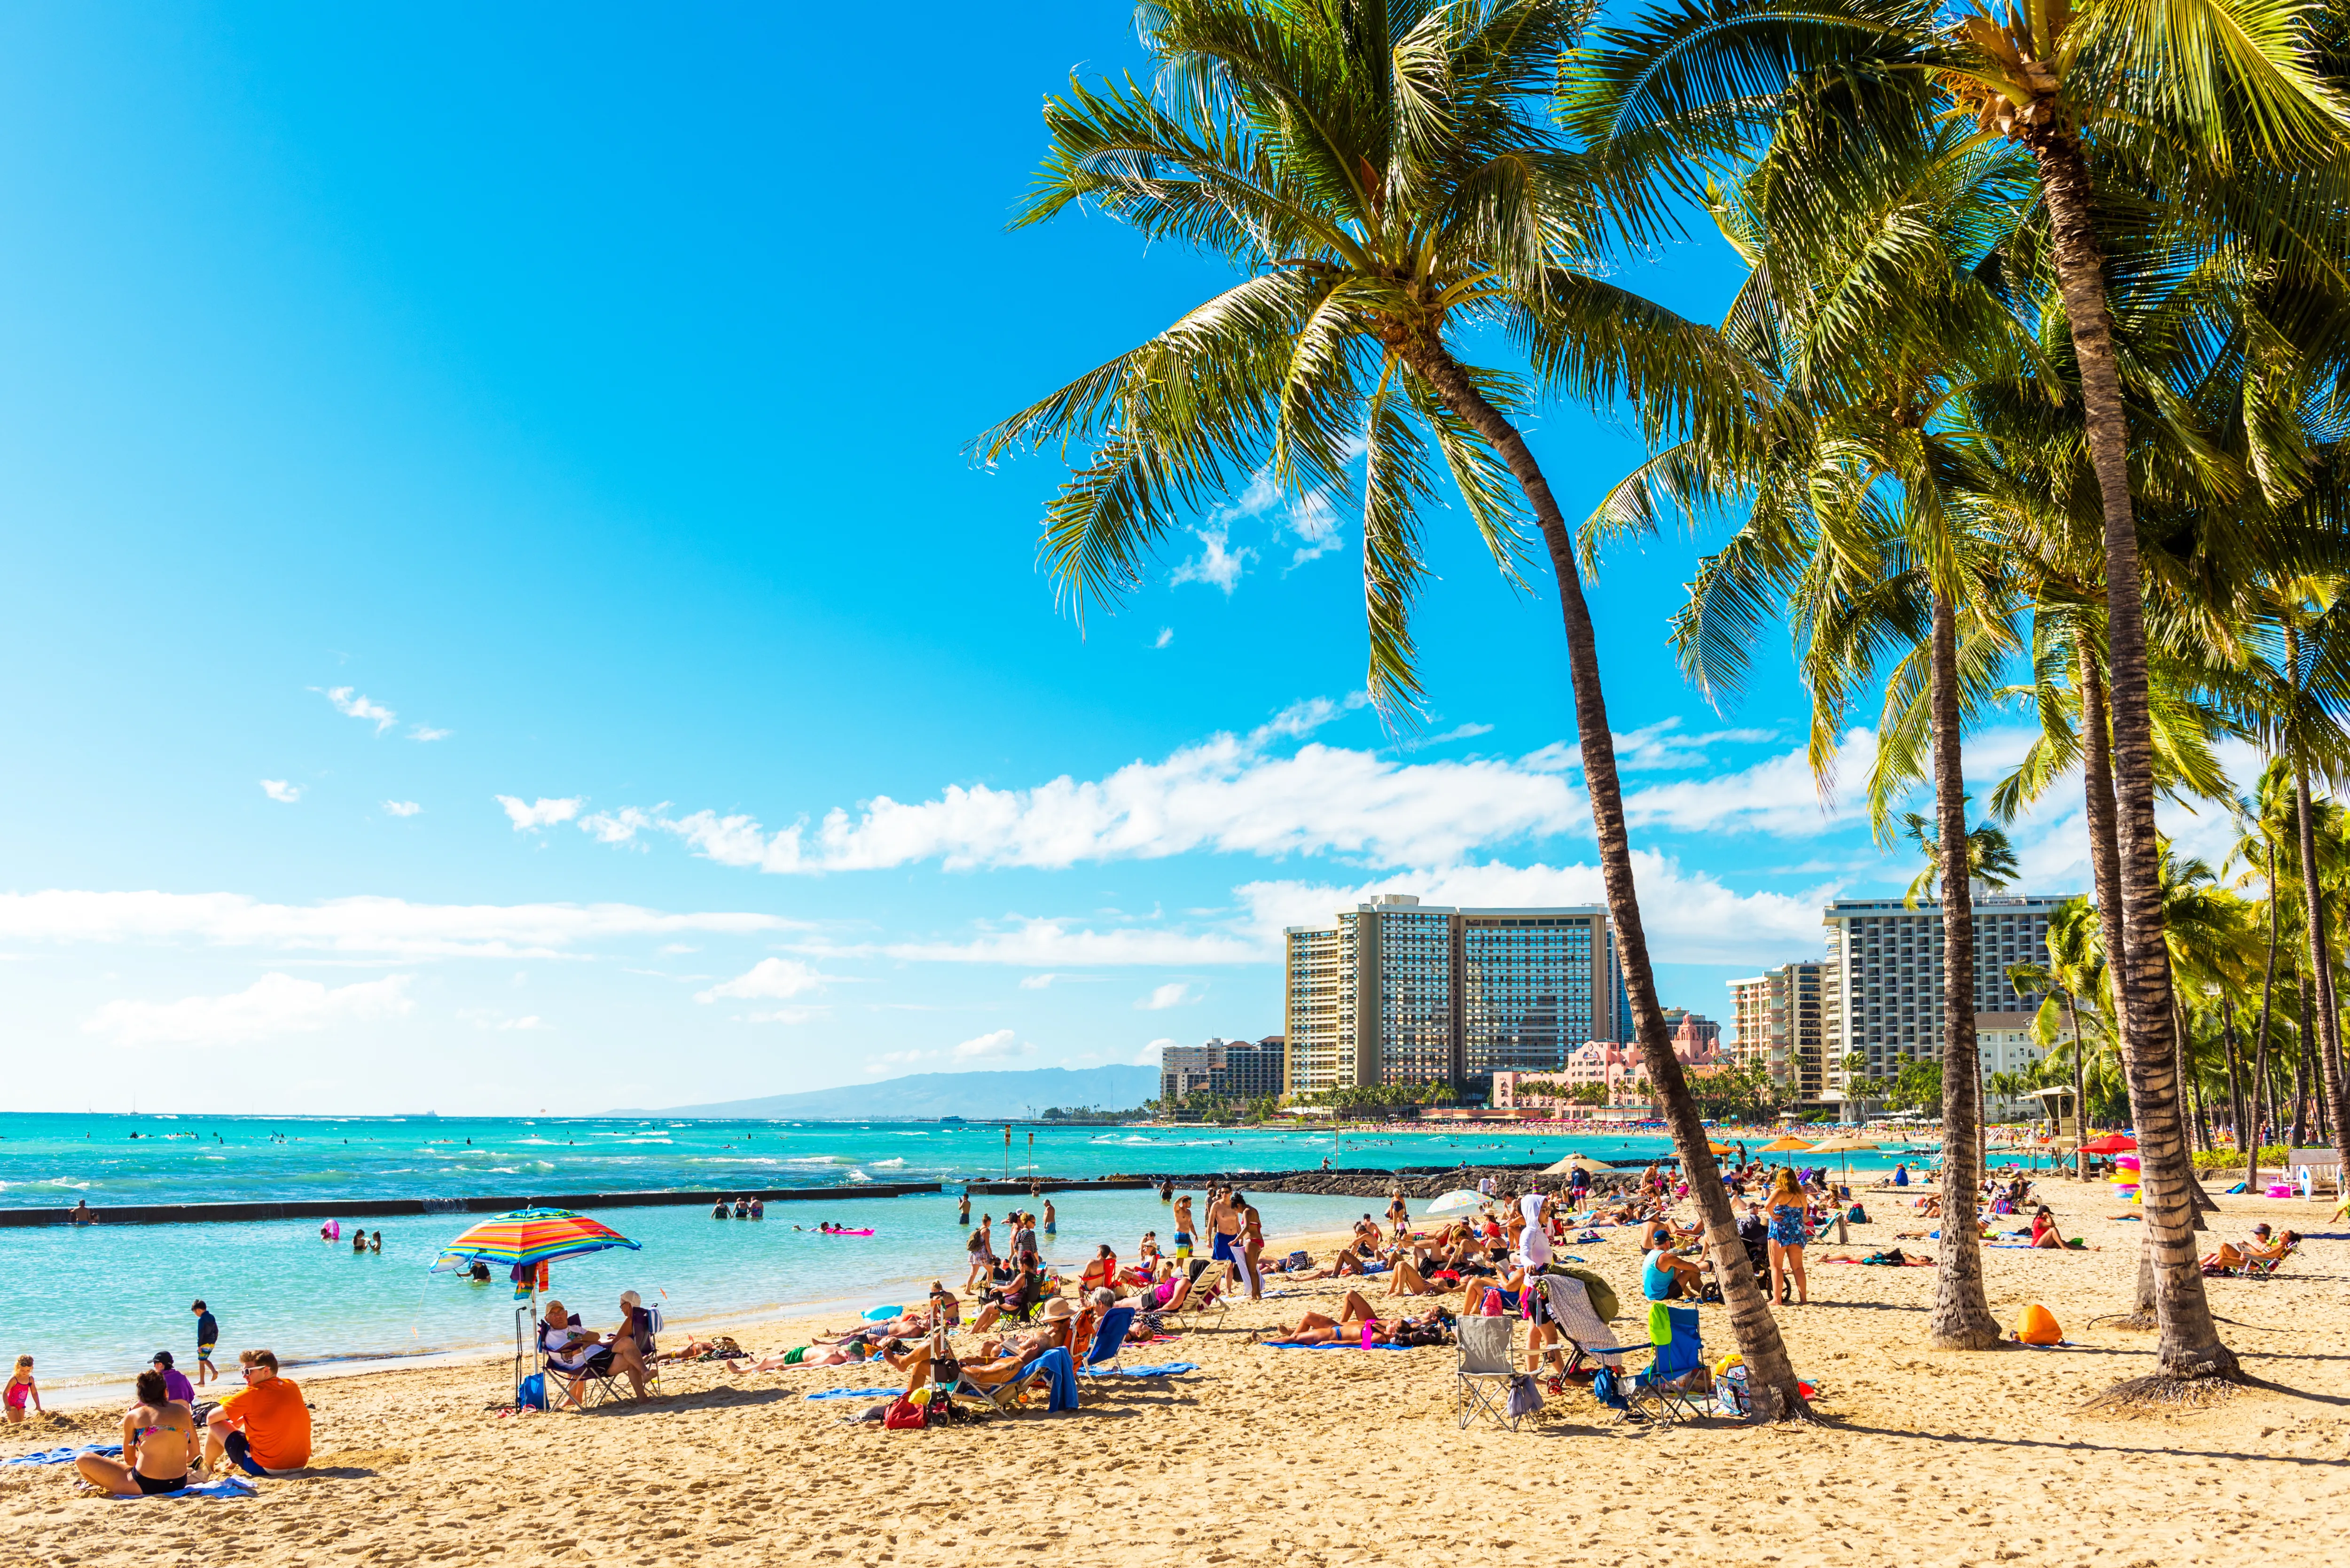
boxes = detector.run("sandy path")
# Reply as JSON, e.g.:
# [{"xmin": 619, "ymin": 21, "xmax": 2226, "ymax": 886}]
[{"xmin": 7, "ymin": 1189, "xmax": 2348, "ymax": 1568}]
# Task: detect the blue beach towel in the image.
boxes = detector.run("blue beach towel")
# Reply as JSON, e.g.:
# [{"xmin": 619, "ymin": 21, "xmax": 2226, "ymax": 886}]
[
  {"xmin": 1113, "ymin": 1361, "xmax": 1199, "ymax": 1377},
  {"xmin": 804, "ymin": 1386, "xmax": 897, "ymax": 1401},
  {"xmin": 7, "ymin": 1443, "xmax": 122, "ymax": 1466},
  {"xmin": 112, "ymin": 1476, "xmax": 259, "ymax": 1502},
  {"xmin": 1258, "ymin": 1340, "xmax": 1413, "ymax": 1350},
  {"xmin": 1018, "ymin": 1348, "xmax": 1079, "ymax": 1412}
]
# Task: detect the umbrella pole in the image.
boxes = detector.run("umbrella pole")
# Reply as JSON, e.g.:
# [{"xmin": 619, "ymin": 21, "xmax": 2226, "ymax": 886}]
[{"xmin": 1835, "ymin": 1154, "xmax": 1849, "ymax": 1246}]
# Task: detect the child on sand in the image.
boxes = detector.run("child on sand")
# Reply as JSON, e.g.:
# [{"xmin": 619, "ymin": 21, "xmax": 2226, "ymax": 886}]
[{"xmin": 4, "ymin": 1355, "xmax": 41, "ymax": 1422}]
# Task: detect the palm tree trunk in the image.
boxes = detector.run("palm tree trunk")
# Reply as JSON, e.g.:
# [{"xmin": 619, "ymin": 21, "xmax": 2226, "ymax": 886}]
[
  {"xmin": 2030, "ymin": 138, "xmax": 2238, "ymax": 1386},
  {"xmin": 2222, "ymin": 999, "xmax": 2246, "ymax": 1182},
  {"xmin": 1406, "ymin": 340, "xmax": 1805, "ymax": 1418},
  {"xmin": 2290, "ymin": 755, "xmax": 2350, "ymax": 1181},
  {"xmin": 2063, "ymin": 991, "xmax": 2089, "ymax": 1179},
  {"xmin": 2293, "ymin": 975, "xmax": 2313, "ymax": 1147},
  {"xmin": 1927, "ymin": 593, "xmax": 2000, "ymax": 1348},
  {"xmin": 2077, "ymin": 653, "xmax": 2134, "ymax": 1067},
  {"xmin": 2252, "ymin": 842, "xmax": 2280, "ymax": 1185}
]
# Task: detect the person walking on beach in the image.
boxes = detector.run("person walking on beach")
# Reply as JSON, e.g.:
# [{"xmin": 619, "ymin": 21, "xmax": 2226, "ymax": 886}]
[
  {"xmin": 1208, "ymin": 1190, "xmax": 1243, "ymax": 1289},
  {"xmin": 1235, "ymin": 1193, "xmax": 1265, "ymax": 1301},
  {"xmin": 191, "ymin": 1301, "xmax": 218, "ymax": 1387},
  {"xmin": 1172, "ymin": 1194, "xmax": 1195, "ymax": 1261}
]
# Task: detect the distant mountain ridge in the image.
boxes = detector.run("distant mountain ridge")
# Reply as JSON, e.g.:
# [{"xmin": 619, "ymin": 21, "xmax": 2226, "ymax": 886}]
[{"xmin": 622, "ymin": 1064, "xmax": 1159, "ymax": 1121}]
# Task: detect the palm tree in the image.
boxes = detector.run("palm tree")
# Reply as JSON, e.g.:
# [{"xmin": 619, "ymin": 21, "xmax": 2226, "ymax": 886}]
[
  {"xmin": 1899, "ymin": 809, "xmax": 2019, "ymax": 906},
  {"xmin": 976, "ymin": 0, "xmax": 1805, "ymax": 1418},
  {"xmin": 1564, "ymin": 0, "xmax": 2350, "ymax": 1394},
  {"xmin": 1600, "ymin": 108, "xmax": 2025, "ymax": 1350}
]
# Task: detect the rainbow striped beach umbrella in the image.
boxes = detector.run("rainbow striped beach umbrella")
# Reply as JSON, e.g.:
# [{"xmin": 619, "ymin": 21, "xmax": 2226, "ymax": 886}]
[{"xmin": 430, "ymin": 1207, "xmax": 640, "ymax": 1272}]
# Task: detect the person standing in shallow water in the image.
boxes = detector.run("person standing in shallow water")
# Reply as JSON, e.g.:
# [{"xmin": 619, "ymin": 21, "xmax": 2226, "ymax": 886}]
[
  {"xmin": 958, "ymin": 1190, "xmax": 971, "ymax": 1225},
  {"xmin": 1042, "ymin": 1198, "xmax": 1056, "ymax": 1237},
  {"xmin": 1172, "ymin": 1194, "xmax": 1195, "ymax": 1261}
]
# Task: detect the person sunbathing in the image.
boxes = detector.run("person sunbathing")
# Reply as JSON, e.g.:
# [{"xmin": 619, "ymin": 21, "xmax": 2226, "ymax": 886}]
[
  {"xmin": 1258, "ymin": 1291, "xmax": 1384, "ymax": 1344},
  {"xmin": 1384, "ymin": 1256, "xmax": 1450, "ymax": 1296},
  {"xmin": 2027, "ymin": 1207, "xmax": 2066, "ymax": 1250},
  {"xmin": 2206, "ymin": 1226, "xmax": 2298, "ymax": 1272},
  {"xmin": 658, "ymin": 1334, "xmax": 745, "ymax": 1363},
  {"xmin": 726, "ymin": 1340, "xmax": 867, "ymax": 1373},
  {"xmin": 1079, "ymin": 1246, "xmax": 1119, "ymax": 1296}
]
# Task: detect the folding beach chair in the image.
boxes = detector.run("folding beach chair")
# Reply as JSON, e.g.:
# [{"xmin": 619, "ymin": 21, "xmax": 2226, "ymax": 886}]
[
  {"xmin": 950, "ymin": 1347, "xmax": 1077, "ymax": 1415},
  {"xmin": 1076, "ymin": 1305, "xmax": 1136, "ymax": 1377},
  {"xmin": 1535, "ymin": 1274, "xmax": 1631, "ymax": 1380},
  {"xmin": 580, "ymin": 1306, "xmax": 663, "ymax": 1408},
  {"xmin": 1622, "ymin": 1304, "xmax": 1712, "ymax": 1426},
  {"xmin": 1454, "ymin": 1314, "xmax": 1520, "ymax": 1431},
  {"xmin": 1163, "ymin": 1272, "xmax": 1229, "ymax": 1331}
]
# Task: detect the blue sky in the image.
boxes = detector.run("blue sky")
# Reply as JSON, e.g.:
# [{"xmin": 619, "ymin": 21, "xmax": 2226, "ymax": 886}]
[{"xmin": 0, "ymin": 4, "xmax": 2195, "ymax": 1116}]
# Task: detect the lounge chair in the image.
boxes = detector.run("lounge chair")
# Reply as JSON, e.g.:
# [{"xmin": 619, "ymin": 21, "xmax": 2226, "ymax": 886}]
[
  {"xmin": 1162, "ymin": 1272, "xmax": 1229, "ymax": 1331},
  {"xmin": 2202, "ymin": 1238, "xmax": 2300, "ymax": 1278},
  {"xmin": 1454, "ymin": 1314, "xmax": 1520, "ymax": 1431},
  {"xmin": 1621, "ymin": 1304, "xmax": 1712, "ymax": 1425},
  {"xmin": 1535, "ymin": 1274, "xmax": 1629, "ymax": 1377},
  {"xmin": 1076, "ymin": 1305, "xmax": 1136, "ymax": 1377},
  {"xmin": 949, "ymin": 1346, "xmax": 1079, "ymax": 1415}
]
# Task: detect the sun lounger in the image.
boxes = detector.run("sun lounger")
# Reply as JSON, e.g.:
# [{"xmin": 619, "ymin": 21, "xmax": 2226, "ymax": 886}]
[
  {"xmin": 1454, "ymin": 1314, "xmax": 1520, "ymax": 1431},
  {"xmin": 1536, "ymin": 1273, "xmax": 1628, "ymax": 1374},
  {"xmin": 951, "ymin": 1346, "xmax": 1079, "ymax": 1415},
  {"xmin": 1161, "ymin": 1273, "xmax": 1229, "ymax": 1330}
]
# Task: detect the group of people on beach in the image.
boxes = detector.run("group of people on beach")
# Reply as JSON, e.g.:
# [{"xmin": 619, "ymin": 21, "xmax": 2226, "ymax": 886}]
[{"xmin": 46, "ymin": 1345, "xmax": 311, "ymax": 1498}]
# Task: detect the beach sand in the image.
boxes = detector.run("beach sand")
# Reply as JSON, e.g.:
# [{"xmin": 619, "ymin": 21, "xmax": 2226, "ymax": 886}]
[{"xmin": 8, "ymin": 1187, "xmax": 2349, "ymax": 1567}]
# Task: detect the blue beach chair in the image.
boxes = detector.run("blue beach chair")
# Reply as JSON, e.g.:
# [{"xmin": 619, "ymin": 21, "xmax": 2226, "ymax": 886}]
[
  {"xmin": 1077, "ymin": 1305, "xmax": 1136, "ymax": 1377},
  {"xmin": 1623, "ymin": 1304, "xmax": 1712, "ymax": 1425}
]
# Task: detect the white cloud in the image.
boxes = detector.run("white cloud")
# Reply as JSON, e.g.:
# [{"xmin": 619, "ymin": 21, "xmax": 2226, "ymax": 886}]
[
  {"xmin": 695, "ymin": 958, "xmax": 830, "ymax": 1004},
  {"xmin": 806, "ymin": 920, "xmax": 1266, "ymax": 968},
  {"xmin": 586, "ymin": 696, "xmax": 1583, "ymax": 876},
  {"xmin": 498, "ymin": 796, "xmax": 584, "ymax": 831},
  {"xmin": 1138, "ymin": 1038, "xmax": 1177, "ymax": 1065},
  {"xmin": 383, "ymin": 800, "xmax": 423, "ymax": 818},
  {"xmin": 746, "ymin": 1006, "xmax": 828, "ymax": 1025},
  {"xmin": 1154, "ymin": 628, "xmax": 1174, "ymax": 649},
  {"xmin": 260, "ymin": 780, "xmax": 303, "ymax": 804},
  {"xmin": 1620, "ymin": 729, "xmax": 1877, "ymax": 836},
  {"xmin": 1018, "ymin": 973, "xmax": 1060, "ymax": 990},
  {"xmin": 408, "ymin": 725, "xmax": 452, "ymax": 742},
  {"xmin": 581, "ymin": 805, "xmax": 664, "ymax": 846},
  {"xmin": 1611, "ymin": 716, "xmax": 1780, "ymax": 772},
  {"xmin": 953, "ymin": 1028, "xmax": 1036, "ymax": 1061},
  {"xmin": 1234, "ymin": 853, "xmax": 1838, "ymax": 966},
  {"xmin": 499, "ymin": 1015, "xmax": 546, "ymax": 1031},
  {"xmin": 0, "ymin": 890, "xmax": 803, "ymax": 959},
  {"xmin": 86, "ymin": 972, "xmax": 414, "ymax": 1046},
  {"xmin": 321, "ymin": 686, "xmax": 398, "ymax": 735},
  {"xmin": 1168, "ymin": 526, "xmax": 1254, "ymax": 594},
  {"xmin": 1136, "ymin": 982, "xmax": 1194, "ymax": 1010}
]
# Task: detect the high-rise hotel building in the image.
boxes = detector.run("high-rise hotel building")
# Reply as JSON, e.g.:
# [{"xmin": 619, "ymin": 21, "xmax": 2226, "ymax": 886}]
[
  {"xmin": 1729, "ymin": 961, "xmax": 1826, "ymax": 1108},
  {"xmin": 1821, "ymin": 891, "xmax": 2073, "ymax": 1108},
  {"xmin": 1283, "ymin": 894, "xmax": 1622, "ymax": 1096}
]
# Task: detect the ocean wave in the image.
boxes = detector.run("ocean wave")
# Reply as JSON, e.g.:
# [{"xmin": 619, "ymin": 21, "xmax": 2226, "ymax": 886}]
[
  {"xmin": 846, "ymin": 1170, "xmax": 872, "ymax": 1183},
  {"xmin": 871, "ymin": 1158, "xmax": 906, "ymax": 1169},
  {"xmin": 783, "ymin": 1156, "xmax": 837, "ymax": 1166},
  {"xmin": 698, "ymin": 1157, "xmax": 782, "ymax": 1166}
]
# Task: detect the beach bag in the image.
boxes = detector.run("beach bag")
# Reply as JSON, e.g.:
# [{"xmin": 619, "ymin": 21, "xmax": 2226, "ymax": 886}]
[
  {"xmin": 1506, "ymin": 1373, "xmax": 1545, "ymax": 1418},
  {"xmin": 516, "ymin": 1373, "xmax": 548, "ymax": 1412},
  {"xmin": 2013, "ymin": 1303, "xmax": 2063, "ymax": 1345},
  {"xmin": 884, "ymin": 1391, "xmax": 931, "ymax": 1430},
  {"xmin": 1590, "ymin": 1367, "xmax": 1628, "ymax": 1410}
]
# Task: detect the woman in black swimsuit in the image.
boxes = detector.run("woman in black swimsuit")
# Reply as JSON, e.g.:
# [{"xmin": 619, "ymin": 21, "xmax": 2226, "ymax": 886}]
[{"xmin": 76, "ymin": 1370, "xmax": 197, "ymax": 1495}]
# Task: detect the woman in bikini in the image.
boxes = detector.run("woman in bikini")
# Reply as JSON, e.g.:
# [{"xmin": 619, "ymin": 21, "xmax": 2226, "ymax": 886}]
[
  {"xmin": 1767, "ymin": 1169, "xmax": 1810, "ymax": 1305},
  {"xmin": 75, "ymin": 1370, "xmax": 196, "ymax": 1496}
]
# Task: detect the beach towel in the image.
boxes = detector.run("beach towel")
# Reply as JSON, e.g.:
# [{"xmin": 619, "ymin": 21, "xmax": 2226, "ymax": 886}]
[
  {"xmin": 1019, "ymin": 1347, "xmax": 1079, "ymax": 1412},
  {"xmin": 1258, "ymin": 1340, "xmax": 1413, "ymax": 1350},
  {"xmin": 7, "ymin": 1443, "xmax": 122, "ymax": 1466},
  {"xmin": 109, "ymin": 1476, "xmax": 259, "ymax": 1502},
  {"xmin": 1109, "ymin": 1361, "xmax": 1199, "ymax": 1378},
  {"xmin": 805, "ymin": 1386, "xmax": 898, "ymax": 1400}
]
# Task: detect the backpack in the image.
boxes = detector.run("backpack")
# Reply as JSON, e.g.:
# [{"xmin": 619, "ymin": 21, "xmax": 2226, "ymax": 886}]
[{"xmin": 884, "ymin": 1391, "xmax": 930, "ymax": 1430}]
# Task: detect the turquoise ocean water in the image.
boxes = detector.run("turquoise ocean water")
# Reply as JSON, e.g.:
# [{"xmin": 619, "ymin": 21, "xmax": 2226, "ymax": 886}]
[{"xmin": 0, "ymin": 1113, "xmax": 1919, "ymax": 1394}]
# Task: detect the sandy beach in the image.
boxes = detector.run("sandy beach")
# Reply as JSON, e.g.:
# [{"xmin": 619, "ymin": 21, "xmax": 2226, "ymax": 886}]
[{"xmin": 8, "ymin": 1186, "xmax": 2348, "ymax": 1568}]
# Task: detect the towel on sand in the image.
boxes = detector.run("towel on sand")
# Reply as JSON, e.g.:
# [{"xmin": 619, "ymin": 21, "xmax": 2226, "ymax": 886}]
[
  {"xmin": 1259, "ymin": 1340, "xmax": 1413, "ymax": 1350},
  {"xmin": 7, "ymin": 1443, "xmax": 122, "ymax": 1466},
  {"xmin": 805, "ymin": 1386, "xmax": 898, "ymax": 1401},
  {"xmin": 110, "ymin": 1477, "xmax": 260, "ymax": 1502},
  {"xmin": 1109, "ymin": 1362, "xmax": 1198, "ymax": 1377}
]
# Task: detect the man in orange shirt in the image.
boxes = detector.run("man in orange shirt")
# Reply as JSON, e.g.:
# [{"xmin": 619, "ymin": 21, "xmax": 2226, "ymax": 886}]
[{"xmin": 204, "ymin": 1349, "xmax": 311, "ymax": 1476}]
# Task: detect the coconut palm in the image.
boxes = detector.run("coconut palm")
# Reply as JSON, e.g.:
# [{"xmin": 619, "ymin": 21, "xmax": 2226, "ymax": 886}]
[
  {"xmin": 1899, "ymin": 809, "xmax": 2018, "ymax": 905},
  {"xmin": 976, "ymin": 0, "xmax": 1805, "ymax": 1417},
  {"xmin": 1565, "ymin": 0, "xmax": 2350, "ymax": 1393}
]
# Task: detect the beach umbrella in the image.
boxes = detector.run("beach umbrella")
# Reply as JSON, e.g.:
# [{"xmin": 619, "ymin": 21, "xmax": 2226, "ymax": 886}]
[
  {"xmin": 1544, "ymin": 1155, "xmax": 1618, "ymax": 1178},
  {"xmin": 2081, "ymin": 1133, "xmax": 2137, "ymax": 1154},
  {"xmin": 1760, "ymin": 1135, "xmax": 1816, "ymax": 1153},
  {"xmin": 431, "ymin": 1206, "xmax": 642, "ymax": 1272},
  {"xmin": 1425, "ymin": 1189, "xmax": 1484, "ymax": 1215}
]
